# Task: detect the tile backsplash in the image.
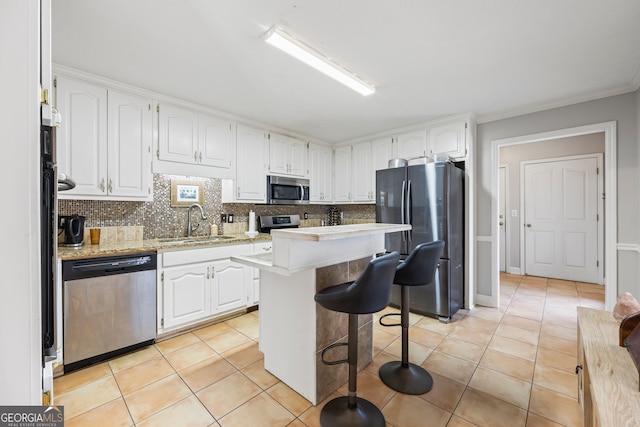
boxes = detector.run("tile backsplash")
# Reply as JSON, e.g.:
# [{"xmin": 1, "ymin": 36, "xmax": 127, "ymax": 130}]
[{"xmin": 58, "ymin": 174, "xmax": 375, "ymax": 240}]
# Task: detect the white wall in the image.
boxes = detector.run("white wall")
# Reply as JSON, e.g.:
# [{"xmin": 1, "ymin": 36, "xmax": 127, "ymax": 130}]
[
  {"xmin": 0, "ymin": 0, "xmax": 43, "ymax": 404},
  {"xmin": 499, "ymin": 133, "xmax": 605, "ymax": 271},
  {"xmin": 476, "ymin": 92, "xmax": 639, "ymax": 298}
]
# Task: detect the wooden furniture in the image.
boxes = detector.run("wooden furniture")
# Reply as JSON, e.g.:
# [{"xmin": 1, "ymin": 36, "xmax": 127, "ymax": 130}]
[{"xmin": 577, "ymin": 307, "xmax": 640, "ymax": 426}]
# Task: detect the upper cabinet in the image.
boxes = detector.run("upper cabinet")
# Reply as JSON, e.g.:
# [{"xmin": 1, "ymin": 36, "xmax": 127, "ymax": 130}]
[
  {"xmin": 427, "ymin": 121, "xmax": 467, "ymax": 159},
  {"xmin": 56, "ymin": 75, "xmax": 152, "ymax": 201},
  {"xmin": 394, "ymin": 130, "xmax": 427, "ymax": 159},
  {"xmin": 223, "ymin": 124, "xmax": 269, "ymax": 202},
  {"xmin": 333, "ymin": 146, "xmax": 352, "ymax": 203},
  {"xmin": 155, "ymin": 103, "xmax": 235, "ymax": 179},
  {"xmin": 351, "ymin": 141, "xmax": 374, "ymax": 202},
  {"xmin": 268, "ymin": 132, "xmax": 307, "ymax": 177},
  {"xmin": 309, "ymin": 143, "xmax": 332, "ymax": 203}
]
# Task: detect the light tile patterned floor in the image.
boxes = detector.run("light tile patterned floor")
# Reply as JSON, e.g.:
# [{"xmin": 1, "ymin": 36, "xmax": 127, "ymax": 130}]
[{"xmin": 54, "ymin": 274, "xmax": 604, "ymax": 426}]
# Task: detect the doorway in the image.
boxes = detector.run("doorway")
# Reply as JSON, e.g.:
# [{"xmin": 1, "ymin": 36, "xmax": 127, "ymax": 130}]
[
  {"xmin": 499, "ymin": 165, "xmax": 508, "ymax": 272},
  {"xmin": 522, "ymin": 154, "xmax": 603, "ymax": 283},
  {"xmin": 490, "ymin": 122, "xmax": 617, "ymax": 311}
]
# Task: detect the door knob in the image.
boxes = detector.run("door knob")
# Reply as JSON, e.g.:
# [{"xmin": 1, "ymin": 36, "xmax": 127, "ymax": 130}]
[{"xmin": 526, "ymin": 223, "xmax": 532, "ymax": 228}]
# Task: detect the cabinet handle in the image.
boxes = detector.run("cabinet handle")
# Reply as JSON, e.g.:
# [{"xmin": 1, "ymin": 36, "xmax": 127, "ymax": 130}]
[
  {"xmin": 194, "ymin": 151, "xmax": 198, "ymax": 162},
  {"xmin": 100, "ymin": 178, "xmax": 105, "ymax": 192},
  {"xmin": 237, "ymin": 188, "xmax": 240, "ymax": 198},
  {"xmin": 211, "ymin": 267, "xmax": 215, "ymax": 279},
  {"xmin": 108, "ymin": 178, "xmax": 113, "ymax": 194},
  {"xmin": 199, "ymin": 151, "xmax": 202, "ymax": 162},
  {"xmin": 207, "ymin": 267, "xmax": 210, "ymax": 279}
]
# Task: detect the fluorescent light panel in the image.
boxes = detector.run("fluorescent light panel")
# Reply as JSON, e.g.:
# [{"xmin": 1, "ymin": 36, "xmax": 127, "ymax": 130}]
[{"xmin": 264, "ymin": 26, "xmax": 375, "ymax": 96}]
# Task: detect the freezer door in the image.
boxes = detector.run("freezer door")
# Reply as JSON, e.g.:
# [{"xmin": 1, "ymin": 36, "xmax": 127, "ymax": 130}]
[
  {"xmin": 407, "ymin": 163, "xmax": 448, "ymax": 254},
  {"xmin": 376, "ymin": 167, "xmax": 409, "ymax": 254},
  {"xmin": 389, "ymin": 259, "xmax": 452, "ymax": 319}
]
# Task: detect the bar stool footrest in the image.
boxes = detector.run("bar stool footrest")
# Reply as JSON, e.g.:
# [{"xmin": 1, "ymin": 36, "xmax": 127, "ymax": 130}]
[
  {"xmin": 379, "ymin": 360, "xmax": 434, "ymax": 395},
  {"xmin": 378, "ymin": 312, "xmax": 401, "ymax": 327},
  {"xmin": 319, "ymin": 396, "xmax": 385, "ymax": 427},
  {"xmin": 321, "ymin": 342, "xmax": 349, "ymax": 365}
]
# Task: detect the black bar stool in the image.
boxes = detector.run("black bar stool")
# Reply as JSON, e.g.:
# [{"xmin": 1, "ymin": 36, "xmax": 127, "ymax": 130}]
[
  {"xmin": 378, "ymin": 240, "xmax": 444, "ymax": 395},
  {"xmin": 314, "ymin": 251, "xmax": 401, "ymax": 427}
]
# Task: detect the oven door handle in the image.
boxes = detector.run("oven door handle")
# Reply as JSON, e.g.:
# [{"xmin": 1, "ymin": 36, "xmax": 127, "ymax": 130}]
[{"xmin": 72, "ymin": 256, "xmax": 153, "ymax": 272}]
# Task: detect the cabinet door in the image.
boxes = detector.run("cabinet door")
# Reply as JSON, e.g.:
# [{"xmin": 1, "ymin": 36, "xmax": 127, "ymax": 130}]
[
  {"xmin": 333, "ymin": 146, "xmax": 352, "ymax": 203},
  {"xmin": 236, "ymin": 124, "xmax": 268, "ymax": 201},
  {"xmin": 250, "ymin": 242, "xmax": 272, "ymax": 306},
  {"xmin": 211, "ymin": 259, "xmax": 249, "ymax": 314},
  {"xmin": 289, "ymin": 137, "xmax": 308, "ymax": 177},
  {"xmin": 268, "ymin": 132, "xmax": 289, "ymax": 175},
  {"xmin": 395, "ymin": 130, "xmax": 427, "ymax": 159},
  {"xmin": 56, "ymin": 76, "xmax": 108, "ymax": 198},
  {"xmin": 158, "ymin": 103, "xmax": 198, "ymax": 165},
  {"xmin": 428, "ymin": 122, "xmax": 467, "ymax": 159},
  {"xmin": 372, "ymin": 137, "xmax": 394, "ymax": 172},
  {"xmin": 108, "ymin": 90, "xmax": 152, "ymax": 199},
  {"xmin": 162, "ymin": 263, "xmax": 211, "ymax": 329},
  {"xmin": 199, "ymin": 114, "xmax": 235, "ymax": 169},
  {"xmin": 351, "ymin": 141, "xmax": 373, "ymax": 202},
  {"xmin": 309, "ymin": 143, "xmax": 332, "ymax": 202}
]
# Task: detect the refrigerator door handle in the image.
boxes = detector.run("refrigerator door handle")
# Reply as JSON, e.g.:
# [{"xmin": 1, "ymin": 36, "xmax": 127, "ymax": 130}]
[
  {"xmin": 401, "ymin": 180, "xmax": 407, "ymax": 243},
  {"xmin": 406, "ymin": 180, "xmax": 412, "ymax": 242}
]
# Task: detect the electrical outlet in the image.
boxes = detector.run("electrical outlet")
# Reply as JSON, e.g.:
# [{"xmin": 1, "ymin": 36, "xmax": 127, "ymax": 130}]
[
  {"xmin": 511, "ymin": 210, "xmax": 518, "ymax": 217},
  {"xmin": 221, "ymin": 214, "xmax": 227, "ymax": 223},
  {"xmin": 304, "ymin": 212, "xmax": 309, "ymax": 219}
]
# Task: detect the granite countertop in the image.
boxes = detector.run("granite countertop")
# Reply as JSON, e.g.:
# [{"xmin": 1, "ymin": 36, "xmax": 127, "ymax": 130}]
[
  {"xmin": 270, "ymin": 223, "xmax": 411, "ymax": 241},
  {"xmin": 57, "ymin": 233, "xmax": 272, "ymax": 260}
]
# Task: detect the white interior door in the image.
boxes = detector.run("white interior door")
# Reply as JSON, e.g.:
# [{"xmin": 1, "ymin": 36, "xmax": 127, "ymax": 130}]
[
  {"xmin": 523, "ymin": 156, "xmax": 600, "ymax": 282},
  {"xmin": 499, "ymin": 166, "xmax": 507, "ymax": 272}
]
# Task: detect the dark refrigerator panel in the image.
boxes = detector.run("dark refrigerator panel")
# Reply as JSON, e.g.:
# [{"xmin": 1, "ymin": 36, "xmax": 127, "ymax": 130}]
[
  {"xmin": 376, "ymin": 160, "xmax": 464, "ymax": 322},
  {"xmin": 376, "ymin": 166, "xmax": 409, "ymax": 255}
]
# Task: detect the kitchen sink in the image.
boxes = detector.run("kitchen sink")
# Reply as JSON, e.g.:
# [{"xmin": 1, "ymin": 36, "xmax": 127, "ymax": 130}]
[{"xmin": 158, "ymin": 235, "xmax": 235, "ymax": 245}]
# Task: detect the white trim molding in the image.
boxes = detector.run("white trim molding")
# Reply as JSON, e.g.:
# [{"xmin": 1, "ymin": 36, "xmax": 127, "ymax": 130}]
[
  {"xmin": 617, "ymin": 243, "xmax": 640, "ymax": 253},
  {"xmin": 491, "ymin": 121, "xmax": 617, "ymax": 311}
]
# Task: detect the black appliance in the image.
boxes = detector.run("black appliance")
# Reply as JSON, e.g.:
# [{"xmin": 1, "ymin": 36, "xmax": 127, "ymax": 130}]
[
  {"xmin": 41, "ymin": 125, "xmax": 57, "ymax": 365},
  {"xmin": 266, "ymin": 175, "xmax": 310, "ymax": 205},
  {"xmin": 376, "ymin": 160, "xmax": 464, "ymax": 322},
  {"xmin": 59, "ymin": 215, "xmax": 85, "ymax": 247},
  {"xmin": 41, "ymin": 125, "xmax": 76, "ymax": 365},
  {"xmin": 258, "ymin": 214, "xmax": 301, "ymax": 233}
]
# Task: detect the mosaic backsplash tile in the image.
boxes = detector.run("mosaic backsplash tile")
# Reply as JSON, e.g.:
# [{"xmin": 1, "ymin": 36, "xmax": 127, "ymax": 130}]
[{"xmin": 58, "ymin": 174, "xmax": 375, "ymax": 240}]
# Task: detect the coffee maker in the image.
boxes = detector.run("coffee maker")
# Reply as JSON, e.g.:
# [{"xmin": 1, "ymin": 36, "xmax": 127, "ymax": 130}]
[{"xmin": 59, "ymin": 215, "xmax": 86, "ymax": 247}]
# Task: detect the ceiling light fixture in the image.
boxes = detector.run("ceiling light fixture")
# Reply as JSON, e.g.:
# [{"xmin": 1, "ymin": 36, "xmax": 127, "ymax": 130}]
[{"xmin": 263, "ymin": 25, "xmax": 375, "ymax": 96}]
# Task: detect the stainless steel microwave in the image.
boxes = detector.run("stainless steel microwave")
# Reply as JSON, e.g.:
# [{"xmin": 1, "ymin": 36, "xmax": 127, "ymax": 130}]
[{"xmin": 266, "ymin": 175, "xmax": 310, "ymax": 205}]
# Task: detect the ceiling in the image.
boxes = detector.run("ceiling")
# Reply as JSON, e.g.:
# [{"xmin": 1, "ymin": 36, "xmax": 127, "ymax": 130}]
[{"xmin": 51, "ymin": 0, "xmax": 640, "ymax": 144}]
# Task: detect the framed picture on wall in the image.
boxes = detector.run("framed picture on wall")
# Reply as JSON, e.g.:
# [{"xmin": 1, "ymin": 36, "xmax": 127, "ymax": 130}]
[{"xmin": 170, "ymin": 178, "xmax": 204, "ymax": 207}]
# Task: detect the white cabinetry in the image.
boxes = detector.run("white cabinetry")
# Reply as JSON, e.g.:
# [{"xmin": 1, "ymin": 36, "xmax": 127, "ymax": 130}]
[
  {"xmin": 161, "ymin": 263, "xmax": 210, "ymax": 330},
  {"xmin": 308, "ymin": 143, "xmax": 332, "ymax": 203},
  {"xmin": 394, "ymin": 130, "xmax": 427, "ymax": 159},
  {"xmin": 351, "ymin": 141, "xmax": 374, "ymax": 202},
  {"xmin": 224, "ymin": 124, "xmax": 269, "ymax": 202},
  {"xmin": 248, "ymin": 241, "xmax": 272, "ymax": 306},
  {"xmin": 269, "ymin": 132, "xmax": 307, "ymax": 177},
  {"xmin": 427, "ymin": 121, "xmax": 467, "ymax": 159},
  {"xmin": 333, "ymin": 146, "xmax": 352, "ymax": 202},
  {"xmin": 56, "ymin": 76, "xmax": 152, "ymax": 200},
  {"xmin": 158, "ymin": 244, "xmax": 251, "ymax": 333},
  {"xmin": 372, "ymin": 137, "xmax": 394, "ymax": 172},
  {"xmin": 156, "ymin": 103, "xmax": 235, "ymax": 179}
]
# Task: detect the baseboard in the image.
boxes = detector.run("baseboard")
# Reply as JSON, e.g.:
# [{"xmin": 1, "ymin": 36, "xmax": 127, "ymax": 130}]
[
  {"xmin": 475, "ymin": 294, "xmax": 496, "ymax": 308},
  {"xmin": 508, "ymin": 267, "xmax": 521, "ymax": 275}
]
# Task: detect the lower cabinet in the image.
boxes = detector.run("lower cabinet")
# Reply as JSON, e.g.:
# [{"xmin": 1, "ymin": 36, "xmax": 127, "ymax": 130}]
[
  {"xmin": 248, "ymin": 241, "xmax": 273, "ymax": 307},
  {"xmin": 158, "ymin": 244, "xmax": 251, "ymax": 333}
]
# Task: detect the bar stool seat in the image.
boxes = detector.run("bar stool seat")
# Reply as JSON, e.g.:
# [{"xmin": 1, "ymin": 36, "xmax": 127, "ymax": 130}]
[
  {"xmin": 314, "ymin": 251, "xmax": 400, "ymax": 427},
  {"xmin": 378, "ymin": 241, "xmax": 444, "ymax": 395}
]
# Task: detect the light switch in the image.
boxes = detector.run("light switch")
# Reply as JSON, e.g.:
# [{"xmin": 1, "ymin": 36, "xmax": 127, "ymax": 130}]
[{"xmin": 511, "ymin": 210, "xmax": 518, "ymax": 217}]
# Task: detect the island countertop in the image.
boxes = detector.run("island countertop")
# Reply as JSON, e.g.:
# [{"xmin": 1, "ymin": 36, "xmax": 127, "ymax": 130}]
[{"xmin": 270, "ymin": 223, "xmax": 411, "ymax": 241}]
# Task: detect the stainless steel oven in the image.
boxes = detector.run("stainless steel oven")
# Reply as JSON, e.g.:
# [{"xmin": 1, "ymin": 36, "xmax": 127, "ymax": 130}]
[{"xmin": 267, "ymin": 175, "xmax": 310, "ymax": 205}]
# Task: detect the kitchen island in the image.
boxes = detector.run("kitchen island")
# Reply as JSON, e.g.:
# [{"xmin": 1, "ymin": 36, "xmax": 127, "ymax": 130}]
[{"xmin": 231, "ymin": 223, "xmax": 410, "ymax": 405}]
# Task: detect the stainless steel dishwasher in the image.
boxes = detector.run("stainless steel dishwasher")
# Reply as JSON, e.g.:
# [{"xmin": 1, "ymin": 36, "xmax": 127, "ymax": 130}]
[{"xmin": 62, "ymin": 252, "xmax": 157, "ymax": 372}]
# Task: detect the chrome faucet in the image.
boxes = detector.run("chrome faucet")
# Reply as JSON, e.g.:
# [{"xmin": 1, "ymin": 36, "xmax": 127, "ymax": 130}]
[{"xmin": 187, "ymin": 203, "xmax": 208, "ymax": 237}]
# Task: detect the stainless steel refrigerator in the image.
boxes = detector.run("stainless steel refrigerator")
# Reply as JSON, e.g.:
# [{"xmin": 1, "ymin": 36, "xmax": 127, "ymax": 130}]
[{"xmin": 376, "ymin": 160, "xmax": 464, "ymax": 322}]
